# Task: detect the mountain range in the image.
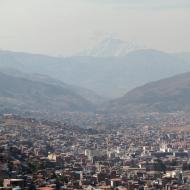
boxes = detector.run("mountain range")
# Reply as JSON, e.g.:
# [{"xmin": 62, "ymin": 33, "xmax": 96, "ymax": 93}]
[
  {"xmin": 1, "ymin": 37, "xmax": 190, "ymax": 116},
  {"xmin": 0, "ymin": 48, "xmax": 190, "ymax": 98},
  {"xmin": 2, "ymin": 67, "xmax": 190, "ymax": 116}
]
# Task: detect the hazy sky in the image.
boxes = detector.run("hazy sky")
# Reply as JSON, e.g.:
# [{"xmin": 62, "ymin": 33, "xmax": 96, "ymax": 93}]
[{"xmin": 0, "ymin": 0, "xmax": 190, "ymax": 56}]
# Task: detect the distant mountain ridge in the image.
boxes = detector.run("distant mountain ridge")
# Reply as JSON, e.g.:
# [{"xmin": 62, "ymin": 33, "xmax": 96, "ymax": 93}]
[
  {"xmin": 105, "ymin": 71, "xmax": 190, "ymax": 113},
  {"xmin": 0, "ymin": 48, "xmax": 190, "ymax": 98}
]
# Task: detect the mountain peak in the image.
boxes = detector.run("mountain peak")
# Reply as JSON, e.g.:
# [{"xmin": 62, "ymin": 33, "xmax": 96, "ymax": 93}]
[{"xmin": 77, "ymin": 37, "xmax": 145, "ymax": 57}]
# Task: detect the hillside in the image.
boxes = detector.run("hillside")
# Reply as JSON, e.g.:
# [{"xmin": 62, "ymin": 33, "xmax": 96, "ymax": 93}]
[
  {"xmin": 0, "ymin": 68, "xmax": 107, "ymax": 105},
  {"xmin": 0, "ymin": 72, "xmax": 95, "ymax": 114},
  {"xmin": 105, "ymin": 72, "xmax": 190, "ymax": 113}
]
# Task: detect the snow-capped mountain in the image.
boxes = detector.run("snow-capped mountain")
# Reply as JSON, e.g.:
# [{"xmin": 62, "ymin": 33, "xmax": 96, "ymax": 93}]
[{"xmin": 78, "ymin": 37, "xmax": 145, "ymax": 57}]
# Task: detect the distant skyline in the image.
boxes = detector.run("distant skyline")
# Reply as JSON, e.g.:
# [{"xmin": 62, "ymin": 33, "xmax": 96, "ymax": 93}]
[{"xmin": 0, "ymin": 0, "xmax": 190, "ymax": 56}]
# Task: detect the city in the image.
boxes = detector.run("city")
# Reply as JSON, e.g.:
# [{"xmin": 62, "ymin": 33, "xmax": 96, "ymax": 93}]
[{"xmin": 1, "ymin": 114, "xmax": 190, "ymax": 189}]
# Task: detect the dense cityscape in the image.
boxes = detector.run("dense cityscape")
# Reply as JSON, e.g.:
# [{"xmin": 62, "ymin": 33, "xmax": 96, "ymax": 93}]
[{"xmin": 1, "ymin": 114, "xmax": 190, "ymax": 190}]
